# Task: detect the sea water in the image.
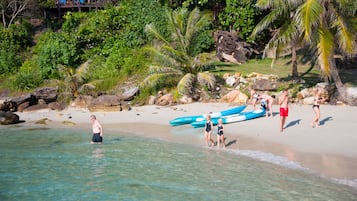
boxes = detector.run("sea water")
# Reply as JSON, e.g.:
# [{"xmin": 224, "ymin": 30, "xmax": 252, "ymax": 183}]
[{"xmin": 0, "ymin": 126, "xmax": 356, "ymax": 201}]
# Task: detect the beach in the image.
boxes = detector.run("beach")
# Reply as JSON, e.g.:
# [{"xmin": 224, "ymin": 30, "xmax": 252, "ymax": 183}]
[{"xmin": 16, "ymin": 102, "xmax": 357, "ymax": 186}]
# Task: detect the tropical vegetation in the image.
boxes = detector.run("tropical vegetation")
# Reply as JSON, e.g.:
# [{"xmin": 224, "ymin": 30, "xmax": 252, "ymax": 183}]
[{"xmin": 0, "ymin": 0, "xmax": 356, "ymax": 104}]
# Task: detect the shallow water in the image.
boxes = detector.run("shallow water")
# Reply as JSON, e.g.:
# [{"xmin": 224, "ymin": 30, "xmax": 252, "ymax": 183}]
[{"xmin": 0, "ymin": 126, "xmax": 356, "ymax": 201}]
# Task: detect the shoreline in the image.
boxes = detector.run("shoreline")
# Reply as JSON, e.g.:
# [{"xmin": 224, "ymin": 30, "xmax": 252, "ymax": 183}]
[{"xmin": 14, "ymin": 102, "xmax": 357, "ymax": 187}]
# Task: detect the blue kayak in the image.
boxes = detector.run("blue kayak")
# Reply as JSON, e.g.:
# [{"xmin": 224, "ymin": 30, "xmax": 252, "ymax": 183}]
[
  {"xmin": 169, "ymin": 105, "xmax": 246, "ymax": 126},
  {"xmin": 190, "ymin": 108, "xmax": 266, "ymax": 128}
]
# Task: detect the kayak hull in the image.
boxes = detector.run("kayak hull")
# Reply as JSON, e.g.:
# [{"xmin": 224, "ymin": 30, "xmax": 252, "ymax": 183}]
[
  {"xmin": 169, "ymin": 105, "xmax": 246, "ymax": 126},
  {"xmin": 190, "ymin": 109, "xmax": 266, "ymax": 128}
]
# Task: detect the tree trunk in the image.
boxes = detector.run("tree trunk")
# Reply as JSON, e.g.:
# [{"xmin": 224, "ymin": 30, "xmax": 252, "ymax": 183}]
[
  {"xmin": 291, "ymin": 43, "xmax": 298, "ymax": 78},
  {"xmin": 330, "ymin": 58, "xmax": 346, "ymax": 100}
]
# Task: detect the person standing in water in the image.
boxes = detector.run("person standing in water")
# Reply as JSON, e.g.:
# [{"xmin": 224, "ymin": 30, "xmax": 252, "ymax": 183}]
[
  {"xmin": 90, "ymin": 115, "xmax": 103, "ymax": 144},
  {"xmin": 312, "ymin": 89, "xmax": 324, "ymax": 128},
  {"xmin": 278, "ymin": 90, "xmax": 289, "ymax": 132},
  {"xmin": 204, "ymin": 115, "xmax": 215, "ymax": 147},
  {"xmin": 216, "ymin": 119, "xmax": 225, "ymax": 148}
]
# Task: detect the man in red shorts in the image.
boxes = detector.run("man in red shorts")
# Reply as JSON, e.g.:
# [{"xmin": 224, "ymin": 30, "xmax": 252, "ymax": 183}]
[{"xmin": 278, "ymin": 89, "xmax": 289, "ymax": 132}]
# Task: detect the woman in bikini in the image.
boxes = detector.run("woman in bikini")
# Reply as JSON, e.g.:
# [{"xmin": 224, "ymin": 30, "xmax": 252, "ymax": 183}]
[{"xmin": 312, "ymin": 89, "xmax": 324, "ymax": 128}]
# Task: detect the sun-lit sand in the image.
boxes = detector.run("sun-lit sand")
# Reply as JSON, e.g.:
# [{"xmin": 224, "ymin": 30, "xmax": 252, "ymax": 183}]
[{"xmin": 16, "ymin": 102, "xmax": 357, "ymax": 183}]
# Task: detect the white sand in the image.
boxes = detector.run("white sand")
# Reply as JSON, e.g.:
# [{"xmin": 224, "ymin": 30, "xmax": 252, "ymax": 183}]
[{"xmin": 16, "ymin": 102, "xmax": 357, "ymax": 181}]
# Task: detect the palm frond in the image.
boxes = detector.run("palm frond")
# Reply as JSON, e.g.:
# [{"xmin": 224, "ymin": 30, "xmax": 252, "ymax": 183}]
[
  {"xmin": 148, "ymin": 65, "xmax": 183, "ymax": 75},
  {"xmin": 197, "ymin": 72, "xmax": 216, "ymax": 90},
  {"xmin": 145, "ymin": 24, "xmax": 171, "ymax": 46},
  {"xmin": 333, "ymin": 15, "xmax": 356, "ymax": 55},
  {"xmin": 317, "ymin": 26, "xmax": 334, "ymax": 78},
  {"xmin": 256, "ymin": 0, "xmax": 275, "ymax": 9},
  {"xmin": 76, "ymin": 60, "xmax": 91, "ymax": 79},
  {"xmin": 177, "ymin": 73, "xmax": 195, "ymax": 95},
  {"xmin": 78, "ymin": 80, "xmax": 103, "ymax": 93},
  {"xmin": 295, "ymin": 0, "xmax": 323, "ymax": 42},
  {"xmin": 169, "ymin": 8, "xmax": 187, "ymax": 53},
  {"xmin": 251, "ymin": 9, "xmax": 283, "ymax": 37},
  {"xmin": 185, "ymin": 8, "xmax": 201, "ymax": 43}
]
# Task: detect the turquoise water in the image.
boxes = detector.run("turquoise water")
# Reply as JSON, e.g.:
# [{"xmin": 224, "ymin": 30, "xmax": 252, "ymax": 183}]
[{"xmin": 0, "ymin": 126, "xmax": 356, "ymax": 201}]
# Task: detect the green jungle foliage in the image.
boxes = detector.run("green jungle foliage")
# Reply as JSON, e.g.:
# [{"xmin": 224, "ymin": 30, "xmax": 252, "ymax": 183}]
[
  {"xmin": 0, "ymin": 0, "xmax": 355, "ymax": 101},
  {"xmin": 0, "ymin": 23, "xmax": 32, "ymax": 75}
]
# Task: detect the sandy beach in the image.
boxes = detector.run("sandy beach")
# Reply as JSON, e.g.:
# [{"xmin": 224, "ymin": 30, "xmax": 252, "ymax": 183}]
[{"xmin": 15, "ymin": 102, "xmax": 357, "ymax": 186}]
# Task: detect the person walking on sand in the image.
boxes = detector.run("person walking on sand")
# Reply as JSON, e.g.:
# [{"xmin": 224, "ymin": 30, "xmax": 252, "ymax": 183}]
[
  {"xmin": 312, "ymin": 89, "xmax": 324, "ymax": 128},
  {"xmin": 278, "ymin": 90, "xmax": 289, "ymax": 132},
  {"xmin": 216, "ymin": 119, "xmax": 225, "ymax": 148},
  {"xmin": 90, "ymin": 115, "xmax": 103, "ymax": 144},
  {"xmin": 204, "ymin": 115, "xmax": 215, "ymax": 147},
  {"xmin": 250, "ymin": 89, "xmax": 259, "ymax": 110},
  {"xmin": 259, "ymin": 93, "xmax": 276, "ymax": 117}
]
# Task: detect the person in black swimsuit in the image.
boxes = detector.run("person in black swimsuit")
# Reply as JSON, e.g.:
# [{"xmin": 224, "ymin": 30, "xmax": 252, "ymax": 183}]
[
  {"xmin": 204, "ymin": 115, "xmax": 215, "ymax": 147},
  {"xmin": 216, "ymin": 119, "xmax": 225, "ymax": 148},
  {"xmin": 312, "ymin": 89, "xmax": 324, "ymax": 128}
]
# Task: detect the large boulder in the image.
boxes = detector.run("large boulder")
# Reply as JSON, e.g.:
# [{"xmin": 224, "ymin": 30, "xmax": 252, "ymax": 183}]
[
  {"xmin": 32, "ymin": 87, "xmax": 58, "ymax": 103},
  {"xmin": 88, "ymin": 95, "xmax": 131, "ymax": 112},
  {"xmin": 220, "ymin": 90, "xmax": 248, "ymax": 105},
  {"xmin": 121, "ymin": 87, "xmax": 139, "ymax": 101},
  {"xmin": 345, "ymin": 87, "xmax": 357, "ymax": 106},
  {"xmin": 156, "ymin": 94, "xmax": 174, "ymax": 106},
  {"xmin": 0, "ymin": 111, "xmax": 20, "ymax": 125},
  {"xmin": 215, "ymin": 31, "xmax": 253, "ymax": 64}
]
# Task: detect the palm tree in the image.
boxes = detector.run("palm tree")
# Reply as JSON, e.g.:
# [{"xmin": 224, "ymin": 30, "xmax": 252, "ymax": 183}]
[
  {"xmin": 57, "ymin": 60, "xmax": 101, "ymax": 99},
  {"xmin": 251, "ymin": 0, "xmax": 305, "ymax": 78},
  {"xmin": 294, "ymin": 0, "xmax": 356, "ymax": 97},
  {"xmin": 144, "ymin": 7, "xmax": 216, "ymax": 96},
  {"xmin": 253, "ymin": 0, "xmax": 356, "ymax": 99}
]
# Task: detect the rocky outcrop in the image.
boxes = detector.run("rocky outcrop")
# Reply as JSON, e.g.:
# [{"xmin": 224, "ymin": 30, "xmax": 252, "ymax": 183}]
[
  {"xmin": 246, "ymin": 72, "xmax": 279, "ymax": 91},
  {"xmin": 0, "ymin": 87, "xmax": 59, "ymax": 112},
  {"xmin": 88, "ymin": 95, "xmax": 131, "ymax": 112},
  {"xmin": 220, "ymin": 90, "xmax": 248, "ymax": 105},
  {"xmin": 155, "ymin": 94, "xmax": 174, "ymax": 106},
  {"xmin": 344, "ymin": 87, "xmax": 357, "ymax": 106},
  {"xmin": 0, "ymin": 111, "xmax": 21, "ymax": 125},
  {"xmin": 296, "ymin": 83, "xmax": 333, "ymax": 104},
  {"xmin": 215, "ymin": 31, "xmax": 253, "ymax": 64}
]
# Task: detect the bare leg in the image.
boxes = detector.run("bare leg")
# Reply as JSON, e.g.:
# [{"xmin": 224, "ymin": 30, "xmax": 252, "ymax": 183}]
[
  {"xmin": 209, "ymin": 132, "xmax": 215, "ymax": 146},
  {"xmin": 217, "ymin": 134, "xmax": 220, "ymax": 148},
  {"xmin": 312, "ymin": 107, "xmax": 321, "ymax": 127},
  {"xmin": 221, "ymin": 135, "xmax": 226, "ymax": 148},
  {"xmin": 280, "ymin": 117, "xmax": 286, "ymax": 132},
  {"xmin": 204, "ymin": 132, "xmax": 209, "ymax": 146}
]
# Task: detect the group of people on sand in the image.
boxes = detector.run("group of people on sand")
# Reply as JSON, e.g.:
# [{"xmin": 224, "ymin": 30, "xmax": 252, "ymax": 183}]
[
  {"xmin": 250, "ymin": 88, "xmax": 324, "ymax": 132},
  {"xmin": 88, "ymin": 88, "xmax": 324, "ymax": 146}
]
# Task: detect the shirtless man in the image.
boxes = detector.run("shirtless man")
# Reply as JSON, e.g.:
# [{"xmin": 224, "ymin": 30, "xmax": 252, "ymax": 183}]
[
  {"xmin": 259, "ymin": 93, "xmax": 275, "ymax": 117},
  {"xmin": 90, "ymin": 115, "xmax": 103, "ymax": 144},
  {"xmin": 278, "ymin": 90, "xmax": 289, "ymax": 132}
]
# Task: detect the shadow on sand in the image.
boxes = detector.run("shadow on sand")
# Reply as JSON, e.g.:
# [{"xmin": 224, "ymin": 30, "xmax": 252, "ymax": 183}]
[
  {"xmin": 284, "ymin": 119, "xmax": 302, "ymax": 129},
  {"xmin": 319, "ymin": 116, "xmax": 333, "ymax": 125},
  {"xmin": 225, "ymin": 139, "xmax": 237, "ymax": 147}
]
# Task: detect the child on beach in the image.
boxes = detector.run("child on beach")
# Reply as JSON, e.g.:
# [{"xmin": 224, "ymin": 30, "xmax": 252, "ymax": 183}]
[
  {"xmin": 312, "ymin": 89, "xmax": 324, "ymax": 128},
  {"xmin": 216, "ymin": 119, "xmax": 225, "ymax": 148},
  {"xmin": 204, "ymin": 115, "xmax": 215, "ymax": 147}
]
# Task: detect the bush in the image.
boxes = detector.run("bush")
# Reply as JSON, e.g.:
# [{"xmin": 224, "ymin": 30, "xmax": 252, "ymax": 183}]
[
  {"xmin": 6, "ymin": 60, "xmax": 42, "ymax": 91},
  {"xmin": 35, "ymin": 31, "xmax": 80, "ymax": 79}
]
